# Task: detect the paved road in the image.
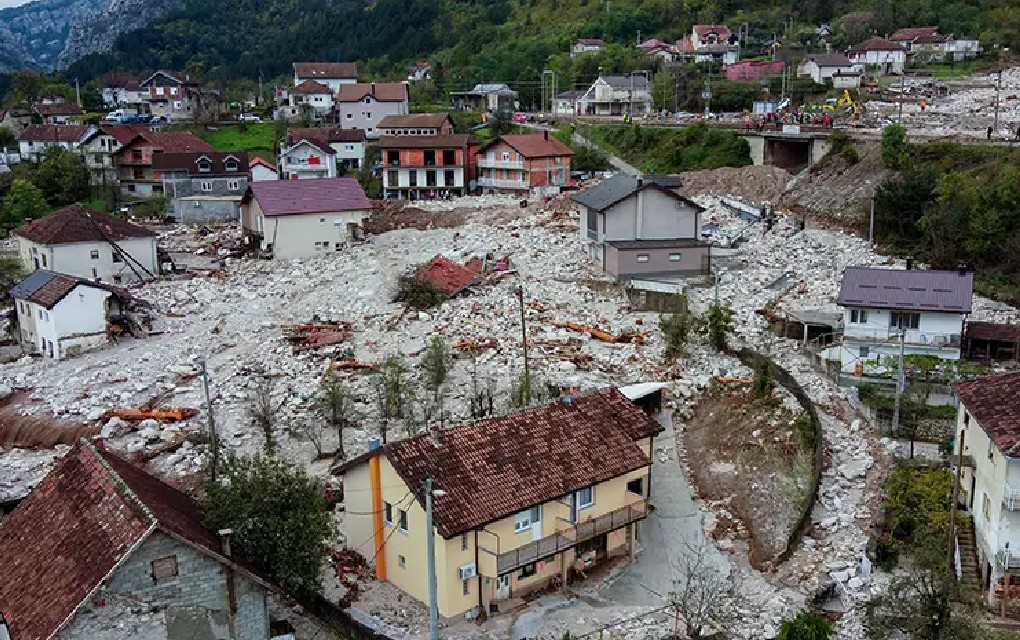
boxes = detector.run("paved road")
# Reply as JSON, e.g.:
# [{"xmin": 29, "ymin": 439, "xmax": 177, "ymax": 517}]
[{"xmin": 601, "ymin": 408, "xmax": 728, "ymax": 606}]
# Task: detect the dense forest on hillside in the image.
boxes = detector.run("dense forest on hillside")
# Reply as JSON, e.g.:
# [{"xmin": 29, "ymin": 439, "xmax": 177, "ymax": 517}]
[{"xmin": 60, "ymin": 0, "xmax": 1019, "ymax": 99}]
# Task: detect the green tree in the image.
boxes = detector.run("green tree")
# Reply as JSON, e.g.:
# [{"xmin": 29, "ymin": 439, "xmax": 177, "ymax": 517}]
[
  {"xmin": 2, "ymin": 179, "xmax": 49, "ymax": 226},
  {"xmin": 420, "ymin": 336, "xmax": 452, "ymax": 403},
  {"xmin": 35, "ymin": 148, "xmax": 90, "ymax": 206},
  {"xmin": 701, "ymin": 302, "xmax": 734, "ymax": 351},
  {"xmin": 652, "ymin": 67, "xmax": 674, "ymax": 112},
  {"xmin": 0, "ymin": 257, "xmax": 26, "ymax": 302},
  {"xmin": 659, "ymin": 293, "xmax": 696, "ymax": 360},
  {"xmin": 0, "ymin": 127, "xmax": 16, "ymax": 150},
  {"xmin": 881, "ymin": 124, "xmax": 908, "ymax": 169},
  {"xmin": 380, "ymin": 355, "xmax": 415, "ymax": 421},
  {"xmin": 752, "ymin": 357, "xmax": 774, "ymax": 399},
  {"xmin": 778, "ymin": 611, "xmax": 831, "ymax": 640},
  {"xmin": 202, "ymin": 454, "xmax": 332, "ymax": 599}
]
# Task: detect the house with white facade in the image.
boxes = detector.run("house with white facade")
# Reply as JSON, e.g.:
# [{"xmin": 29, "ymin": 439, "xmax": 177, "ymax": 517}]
[
  {"xmin": 17, "ymin": 124, "xmax": 92, "ymax": 162},
  {"xmin": 284, "ymin": 80, "xmax": 334, "ymax": 119},
  {"xmin": 889, "ymin": 27, "xmax": 982, "ymax": 61},
  {"xmin": 675, "ymin": 25, "xmax": 741, "ymax": 64},
  {"xmin": 571, "ymin": 38, "xmax": 604, "ymax": 58},
  {"xmin": 835, "ymin": 266, "xmax": 973, "ymax": 374},
  {"xmin": 249, "ymin": 157, "xmax": 278, "ymax": 182},
  {"xmin": 9, "ymin": 269, "xmax": 127, "ymax": 359},
  {"xmin": 579, "ymin": 76, "xmax": 651, "ymax": 116},
  {"xmin": 279, "ymin": 127, "xmax": 366, "ymax": 178},
  {"xmin": 847, "ymin": 37, "xmax": 908, "ymax": 74},
  {"xmin": 293, "ymin": 62, "xmax": 358, "ymax": 93},
  {"xmin": 449, "ymin": 84, "xmax": 518, "ymax": 114},
  {"xmin": 333, "ymin": 83, "xmax": 409, "ymax": 139},
  {"xmin": 953, "ymin": 372, "xmax": 1020, "ymax": 597},
  {"xmin": 797, "ymin": 53, "xmax": 858, "ymax": 85},
  {"xmin": 78, "ymin": 124, "xmax": 150, "ymax": 184},
  {"xmin": 240, "ymin": 177, "xmax": 372, "ymax": 260},
  {"xmin": 139, "ymin": 70, "xmax": 203, "ymax": 122},
  {"xmin": 13, "ymin": 204, "xmax": 159, "ymax": 284},
  {"xmin": 552, "ymin": 91, "xmax": 585, "ymax": 116}
]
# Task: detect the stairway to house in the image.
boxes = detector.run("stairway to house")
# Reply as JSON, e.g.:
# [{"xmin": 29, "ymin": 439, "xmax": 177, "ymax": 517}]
[{"xmin": 957, "ymin": 517, "xmax": 983, "ymax": 593}]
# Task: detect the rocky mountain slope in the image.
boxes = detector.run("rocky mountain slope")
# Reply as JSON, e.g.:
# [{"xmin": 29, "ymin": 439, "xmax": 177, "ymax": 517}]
[{"xmin": 0, "ymin": 0, "xmax": 177, "ymax": 72}]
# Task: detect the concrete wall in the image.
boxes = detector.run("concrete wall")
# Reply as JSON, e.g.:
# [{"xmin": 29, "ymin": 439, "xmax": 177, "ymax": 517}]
[
  {"xmin": 260, "ymin": 210, "xmax": 370, "ymax": 260},
  {"xmin": 336, "ymin": 97, "xmax": 408, "ymax": 139},
  {"xmin": 343, "ymin": 463, "xmax": 374, "ymax": 552},
  {"xmin": 605, "ymin": 245, "xmax": 711, "ymax": 279},
  {"xmin": 61, "ymin": 530, "xmax": 269, "ymax": 640},
  {"xmin": 843, "ymin": 307, "xmax": 965, "ymax": 345},
  {"xmin": 18, "ymin": 237, "xmax": 158, "ymax": 283},
  {"xmin": 602, "ymin": 188, "xmax": 698, "ymax": 241},
  {"xmin": 172, "ymin": 198, "xmax": 241, "ymax": 224},
  {"xmin": 52, "ymin": 284, "xmax": 112, "ymax": 358},
  {"xmin": 251, "ymin": 165, "xmax": 278, "ymax": 182}
]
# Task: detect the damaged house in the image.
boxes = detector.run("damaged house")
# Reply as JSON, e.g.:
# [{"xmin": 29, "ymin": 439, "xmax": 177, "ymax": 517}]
[
  {"xmin": 0, "ymin": 441, "xmax": 282, "ymax": 640},
  {"xmin": 9, "ymin": 269, "xmax": 145, "ymax": 359}
]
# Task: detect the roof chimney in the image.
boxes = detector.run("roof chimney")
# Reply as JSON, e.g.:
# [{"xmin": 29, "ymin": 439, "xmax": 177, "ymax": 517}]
[
  {"xmin": 218, "ymin": 528, "xmax": 233, "ymax": 557},
  {"xmin": 371, "ymin": 83, "xmax": 376, "ymax": 95},
  {"xmin": 429, "ymin": 424, "xmax": 441, "ymax": 447}
]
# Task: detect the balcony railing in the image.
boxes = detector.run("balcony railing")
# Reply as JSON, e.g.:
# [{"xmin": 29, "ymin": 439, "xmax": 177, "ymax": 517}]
[
  {"xmin": 843, "ymin": 328, "xmax": 962, "ymax": 348},
  {"xmin": 997, "ymin": 546, "xmax": 1020, "ymax": 570},
  {"xmin": 1005, "ymin": 482, "xmax": 1020, "ymax": 511},
  {"xmin": 495, "ymin": 501, "xmax": 647, "ymax": 574},
  {"xmin": 478, "ymin": 159, "xmax": 525, "ymax": 170},
  {"xmin": 477, "ymin": 177, "xmax": 529, "ymax": 190}
]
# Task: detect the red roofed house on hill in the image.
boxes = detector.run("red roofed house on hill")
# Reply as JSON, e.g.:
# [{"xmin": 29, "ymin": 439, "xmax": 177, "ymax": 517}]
[
  {"xmin": 952, "ymin": 371, "xmax": 1020, "ymax": 598},
  {"xmin": 13, "ymin": 203, "xmax": 158, "ymax": 284},
  {"xmin": 78, "ymin": 124, "xmax": 152, "ymax": 183},
  {"xmin": 112, "ymin": 131, "xmax": 215, "ymax": 197},
  {"xmin": 847, "ymin": 37, "xmax": 907, "ymax": 74},
  {"xmin": 17, "ymin": 124, "xmax": 93, "ymax": 162},
  {"xmin": 293, "ymin": 61, "xmax": 358, "ymax": 93},
  {"xmin": 333, "ymin": 388, "xmax": 659, "ymax": 618},
  {"xmin": 333, "ymin": 83, "xmax": 409, "ymax": 139},
  {"xmin": 0, "ymin": 441, "xmax": 282, "ymax": 639},
  {"xmin": 475, "ymin": 132, "xmax": 573, "ymax": 195},
  {"xmin": 379, "ymin": 133, "xmax": 477, "ymax": 199},
  {"xmin": 240, "ymin": 176, "xmax": 372, "ymax": 260}
]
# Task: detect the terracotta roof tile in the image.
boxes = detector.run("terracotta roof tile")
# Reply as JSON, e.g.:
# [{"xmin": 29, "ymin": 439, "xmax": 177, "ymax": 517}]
[
  {"xmin": 416, "ymin": 255, "xmax": 482, "ymax": 295},
  {"xmin": 9, "ymin": 269, "xmax": 124, "ymax": 309},
  {"xmin": 850, "ymin": 37, "xmax": 907, "ymax": 52},
  {"xmin": 291, "ymin": 79, "xmax": 333, "ymax": 95},
  {"xmin": 954, "ymin": 373, "xmax": 1020, "ymax": 455},
  {"xmin": 18, "ymin": 124, "xmax": 91, "ymax": 143},
  {"xmin": 378, "ymin": 113, "xmax": 453, "ymax": 129},
  {"xmin": 384, "ymin": 388, "xmax": 656, "ymax": 537},
  {"xmin": 889, "ymin": 26, "xmax": 941, "ymax": 41},
  {"xmin": 493, "ymin": 134, "xmax": 574, "ymax": 158},
  {"xmin": 378, "ymin": 134, "xmax": 472, "ymax": 149},
  {"xmin": 294, "ymin": 62, "xmax": 357, "ymax": 79},
  {"xmin": 246, "ymin": 176, "xmax": 371, "ymax": 216},
  {"xmin": 13, "ymin": 204, "xmax": 156, "ymax": 246},
  {"xmin": 250, "ymin": 156, "xmax": 276, "ymax": 171},
  {"xmin": 694, "ymin": 24, "xmax": 732, "ymax": 38},
  {"xmin": 336, "ymin": 82, "xmax": 407, "ymax": 103},
  {"xmin": 134, "ymin": 131, "xmax": 214, "ymax": 153},
  {"xmin": 34, "ymin": 102, "xmax": 83, "ymax": 117},
  {"xmin": 286, "ymin": 127, "xmax": 365, "ymax": 152}
]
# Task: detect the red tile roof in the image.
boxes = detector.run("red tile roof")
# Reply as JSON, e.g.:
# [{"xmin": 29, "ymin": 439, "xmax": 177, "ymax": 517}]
[
  {"xmin": 416, "ymin": 255, "xmax": 482, "ymax": 295},
  {"xmin": 294, "ymin": 62, "xmax": 358, "ymax": 79},
  {"xmin": 889, "ymin": 26, "xmax": 941, "ymax": 41},
  {"xmin": 291, "ymin": 79, "xmax": 333, "ymax": 95},
  {"xmin": 0, "ymin": 444, "xmax": 152, "ymax": 640},
  {"xmin": 492, "ymin": 134, "xmax": 574, "ymax": 159},
  {"xmin": 336, "ymin": 82, "xmax": 408, "ymax": 103},
  {"xmin": 13, "ymin": 203, "xmax": 156, "ymax": 246},
  {"xmin": 286, "ymin": 127, "xmax": 366, "ymax": 153},
  {"xmin": 134, "ymin": 131, "xmax": 215, "ymax": 153},
  {"xmin": 250, "ymin": 156, "xmax": 277, "ymax": 171},
  {"xmin": 378, "ymin": 113, "xmax": 453, "ymax": 130},
  {"xmin": 18, "ymin": 124, "xmax": 91, "ymax": 143},
  {"xmin": 0, "ymin": 442, "xmax": 279, "ymax": 640},
  {"xmin": 383, "ymin": 388, "xmax": 656, "ymax": 538},
  {"xmin": 246, "ymin": 176, "xmax": 371, "ymax": 216},
  {"xmin": 954, "ymin": 373, "xmax": 1020, "ymax": 455},
  {"xmin": 850, "ymin": 37, "xmax": 907, "ymax": 52},
  {"xmin": 378, "ymin": 134, "xmax": 473, "ymax": 150},
  {"xmin": 91, "ymin": 124, "xmax": 151, "ymax": 145},
  {"xmin": 694, "ymin": 24, "xmax": 732, "ymax": 38},
  {"xmin": 574, "ymin": 38, "xmax": 604, "ymax": 46},
  {"xmin": 34, "ymin": 102, "xmax": 83, "ymax": 117}
]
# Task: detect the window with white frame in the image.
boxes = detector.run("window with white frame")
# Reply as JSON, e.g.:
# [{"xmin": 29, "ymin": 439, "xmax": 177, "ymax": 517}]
[
  {"xmin": 669, "ymin": 253, "xmax": 681, "ymax": 262},
  {"xmin": 636, "ymin": 254, "xmax": 650, "ymax": 263},
  {"xmin": 514, "ymin": 506, "xmax": 540, "ymax": 532},
  {"xmin": 228, "ymin": 180, "xmax": 240, "ymax": 191},
  {"xmin": 576, "ymin": 486, "xmax": 594, "ymax": 509},
  {"xmin": 90, "ymin": 250, "xmax": 100, "ymax": 260},
  {"xmin": 398, "ymin": 509, "xmax": 408, "ymax": 532},
  {"xmin": 850, "ymin": 309, "xmax": 868, "ymax": 324},
  {"xmin": 201, "ymin": 181, "xmax": 213, "ymax": 192},
  {"xmin": 384, "ymin": 501, "xmax": 393, "ymax": 525}
]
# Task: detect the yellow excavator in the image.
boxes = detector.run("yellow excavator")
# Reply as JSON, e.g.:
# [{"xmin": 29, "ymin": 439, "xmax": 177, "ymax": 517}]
[{"xmin": 822, "ymin": 90, "xmax": 861, "ymax": 116}]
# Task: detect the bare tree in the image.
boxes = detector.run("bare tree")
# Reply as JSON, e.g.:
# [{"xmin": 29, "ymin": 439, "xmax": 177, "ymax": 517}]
[
  {"xmin": 669, "ymin": 536, "xmax": 734, "ymax": 639},
  {"xmin": 295, "ymin": 418, "xmax": 328, "ymax": 459},
  {"xmin": 468, "ymin": 349, "xmax": 496, "ymax": 420},
  {"xmin": 420, "ymin": 337, "xmax": 452, "ymax": 404},
  {"xmin": 248, "ymin": 378, "xmax": 284, "ymax": 455},
  {"xmin": 380, "ymin": 355, "xmax": 414, "ymax": 420},
  {"xmin": 312, "ymin": 370, "xmax": 358, "ymax": 459}
]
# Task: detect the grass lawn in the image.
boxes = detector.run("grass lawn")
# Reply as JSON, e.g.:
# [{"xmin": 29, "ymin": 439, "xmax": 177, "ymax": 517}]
[{"xmin": 203, "ymin": 123, "xmax": 276, "ymax": 159}]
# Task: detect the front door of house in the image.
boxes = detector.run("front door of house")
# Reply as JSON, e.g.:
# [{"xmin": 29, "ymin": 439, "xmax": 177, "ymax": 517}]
[{"xmin": 495, "ymin": 574, "xmax": 511, "ymax": 600}]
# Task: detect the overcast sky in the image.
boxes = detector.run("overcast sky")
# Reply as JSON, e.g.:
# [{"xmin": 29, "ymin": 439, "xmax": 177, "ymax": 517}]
[{"xmin": 0, "ymin": 0, "xmax": 33, "ymax": 8}]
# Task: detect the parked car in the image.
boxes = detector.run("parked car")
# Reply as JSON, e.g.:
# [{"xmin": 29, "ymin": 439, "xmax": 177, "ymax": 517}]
[
  {"xmin": 512, "ymin": 112, "xmax": 529, "ymax": 124},
  {"xmin": 239, "ymin": 113, "xmax": 262, "ymax": 123}
]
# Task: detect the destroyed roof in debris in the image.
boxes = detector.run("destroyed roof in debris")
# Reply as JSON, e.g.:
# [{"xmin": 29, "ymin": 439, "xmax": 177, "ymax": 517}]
[
  {"xmin": 954, "ymin": 372, "xmax": 1020, "ymax": 455},
  {"xmin": 13, "ymin": 203, "xmax": 157, "ymax": 245},
  {"xmin": 0, "ymin": 442, "xmax": 277, "ymax": 640},
  {"xmin": 369, "ymin": 388, "xmax": 657, "ymax": 538},
  {"xmin": 244, "ymin": 176, "xmax": 371, "ymax": 216},
  {"xmin": 416, "ymin": 255, "xmax": 483, "ymax": 295},
  {"xmin": 837, "ymin": 266, "xmax": 973, "ymax": 312}
]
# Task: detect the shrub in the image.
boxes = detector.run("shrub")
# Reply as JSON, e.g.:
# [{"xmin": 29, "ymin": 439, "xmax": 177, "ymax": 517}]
[
  {"xmin": 875, "ymin": 532, "xmax": 900, "ymax": 571},
  {"xmin": 777, "ymin": 610, "xmax": 832, "ymax": 640},
  {"xmin": 394, "ymin": 275, "xmax": 447, "ymax": 309},
  {"xmin": 881, "ymin": 124, "xmax": 908, "ymax": 169}
]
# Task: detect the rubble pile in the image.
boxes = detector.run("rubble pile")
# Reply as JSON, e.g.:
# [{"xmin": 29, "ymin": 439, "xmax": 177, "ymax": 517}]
[{"xmin": 675, "ymin": 165, "xmax": 794, "ymax": 203}]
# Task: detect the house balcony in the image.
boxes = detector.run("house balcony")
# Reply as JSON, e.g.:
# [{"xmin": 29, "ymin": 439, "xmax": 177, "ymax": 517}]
[
  {"xmin": 1004, "ymin": 482, "xmax": 1020, "ymax": 511},
  {"xmin": 843, "ymin": 329, "xmax": 962, "ymax": 349},
  {"xmin": 477, "ymin": 159, "xmax": 525, "ymax": 170},
  {"xmin": 996, "ymin": 546, "xmax": 1020, "ymax": 570},
  {"xmin": 477, "ymin": 177, "xmax": 529, "ymax": 190},
  {"xmin": 494, "ymin": 500, "xmax": 647, "ymax": 574}
]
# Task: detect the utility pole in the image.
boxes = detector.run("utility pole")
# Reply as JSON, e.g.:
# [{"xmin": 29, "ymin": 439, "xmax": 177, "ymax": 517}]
[
  {"xmin": 200, "ymin": 360, "xmax": 219, "ymax": 482},
  {"xmin": 516, "ymin": 286, "xmax": 530, "ymax": 401},
  {"xmin": 869, "ymin": 196, "xmax": 876, "ymax": 245},
  {"xmin": 424, "ymin": 478, "xmax": 439, "ymax": 640},
  {"xmin": 703, "ymin": 75, "xmax": 712, "ymax": 117},
  {"xmin": 75, "ymin": 78, "xmax": 81, "ymax": 109},
  {"xmin": 897, "ymin": 89, "xmax": 904, "ymax": 125},
  {"xmin": 891, "ymin": 330, "xmax": 906, "ymax": 436},
  {"xmin": 948, "ymin": 429, "xmax": 966, "ymax": 575},
  {"xmin": 993, "ymin": 67, "xmax": 1004, "ymax": 135}
]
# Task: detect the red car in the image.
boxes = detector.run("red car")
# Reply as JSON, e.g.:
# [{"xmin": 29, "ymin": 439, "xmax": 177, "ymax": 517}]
[{"xmin": 513, "ymin": 112, "xmax": 529, "ymax": 124}]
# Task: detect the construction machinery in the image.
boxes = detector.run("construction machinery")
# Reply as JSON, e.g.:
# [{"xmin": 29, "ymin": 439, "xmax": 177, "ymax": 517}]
[{"xmin": 819, "ymin": 90, "xmax": 862, "ymax": 116}]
